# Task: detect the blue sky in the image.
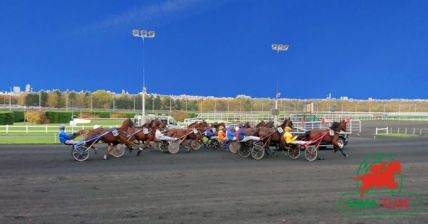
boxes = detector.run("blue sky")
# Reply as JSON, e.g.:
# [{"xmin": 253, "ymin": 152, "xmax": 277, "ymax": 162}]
[{"xmin": 0, "ymin": 0, "xmax": 427, "ymax": 99}]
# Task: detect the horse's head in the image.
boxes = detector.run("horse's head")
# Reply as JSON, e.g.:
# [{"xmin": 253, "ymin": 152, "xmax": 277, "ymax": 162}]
[
  {"xmin": 330, "ymin": 121, "xmax": 340, "ymax": 132},
  {"xmin": 153, "ymin": 119, "xmax": 166, "ymax": 130},
  {"xmin": 339, "ymin": 120, "xmax": 347, "ymax": 132},
  {"xmin": 281, "ymin": 117, "xmax": 294, "ymax": 129},
  {"xmin": 120, "ymin": 118, "xmax": 133, "ymax": 130}
]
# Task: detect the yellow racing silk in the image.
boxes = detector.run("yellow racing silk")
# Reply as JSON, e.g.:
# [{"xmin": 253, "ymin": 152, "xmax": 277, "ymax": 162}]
[{"xmin": 284, "ymin": 131, "xmax": 297, "ymax": 144}]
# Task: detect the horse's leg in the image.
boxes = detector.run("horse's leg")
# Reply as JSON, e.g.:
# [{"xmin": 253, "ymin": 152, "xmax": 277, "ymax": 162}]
[
  {"xmin": 119, "ymin": 135, "xmax": 143, "ymax": 156},
  {"xmin": 104, "ymin": 144, "xmax": 113, "ymax": 160},
  {"xmin": 333, "ymin": 143, "xmax": 348, "ymax": 158}
]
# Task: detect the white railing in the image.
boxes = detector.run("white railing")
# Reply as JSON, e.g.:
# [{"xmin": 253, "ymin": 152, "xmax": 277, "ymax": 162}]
[
  {"xmin": 293, "ymin": 120, "xmax": 361, "ymax": 134},
  {"xmin": 375, "ymin": 127, "xmax": 389, "ymax": 135},
  {"xmin": 375, "ymin": 127, "xmax": 428, "ymax": 136},
  {"xmin": 0, "ymin": 125, "xmax": 91, "ymax": 134}
]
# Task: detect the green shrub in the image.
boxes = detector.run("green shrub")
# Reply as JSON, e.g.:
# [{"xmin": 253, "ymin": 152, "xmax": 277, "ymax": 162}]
[
  {"xmin": 45, "ymin": 111, "xmax": 73, "ymax": 123},
  {"xmin": 94, "ymin": 112, "xmax": 110, "ymax": 118},
  {"xmin": 13, "ymin": 111, "xmax": 25, "ymax": 122},
  {"xmin": 0, "ymin": 112, "xmax": 14, "ymax": 125}
]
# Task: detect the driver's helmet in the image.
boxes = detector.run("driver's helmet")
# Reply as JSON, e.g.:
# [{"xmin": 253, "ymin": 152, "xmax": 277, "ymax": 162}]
[
  {"xmin": 93, "ymin": 125, "xmax": 102, "ymax": 129},
  {"xmin": 59, "ymin": 124, "xmax": 65, "ymax": 130}
]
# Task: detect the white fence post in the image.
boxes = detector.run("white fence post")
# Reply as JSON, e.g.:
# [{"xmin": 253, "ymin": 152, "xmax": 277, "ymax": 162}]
[
  {"xmin": 45, "ymin": 125, "xmax": 48, "ymax": 133},
  {"xmin": 26, "ymin": 125, "xmax": 28, "ymax": 133},
  {"xmin": 6, "ymin": 125, "xmax": 8, "ymax": 134}
]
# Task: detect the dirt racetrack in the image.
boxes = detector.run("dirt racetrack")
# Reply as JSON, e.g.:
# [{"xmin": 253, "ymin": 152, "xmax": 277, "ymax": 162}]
[{"xmin": 0, "ymin": 135, "xmax": 427, "ymax": 223}]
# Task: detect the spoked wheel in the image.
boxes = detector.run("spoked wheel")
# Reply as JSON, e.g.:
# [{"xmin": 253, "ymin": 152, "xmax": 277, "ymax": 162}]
[
  {"xmin": 110, "ymin": 144, "xmax": 126, "ymax": 158},
  {"xmin": 71, "ymin": 145, "xmax": 90, "ymax": 162},
  {"xmin": 238, "ymin": 145, "xmax": 251, "ymax": 158},
  {"xmin": 168, "ymin": 141, "xmax": 181, "ymax": 154},
  {"xmin": 209, "ymin": 140, "xmax": 220, "ymax": 150},
  {"xmin": 191, "ymin": 140, "xmax": 202, "ymax": 151},
  {"xmin": 159, "ymin": 141, "xmax": 169, "ymax": 153},
  {"xmin": 251, "ymin": 143, "xmax": 265, "ymax": 160},
  {"xmin": 229, "ymin": 141, "xmax": 241, "ymax": 154},
  {"xmin": 288, "ymin": 145, "xmax": 301, "ymax": 160},
  {"xmin": 183, "ymin": 140, "xmax": 192, "ymax": 152},
  {"xmin": 304, "ymin": 145, "xmax": 318, "ymax": 162}
]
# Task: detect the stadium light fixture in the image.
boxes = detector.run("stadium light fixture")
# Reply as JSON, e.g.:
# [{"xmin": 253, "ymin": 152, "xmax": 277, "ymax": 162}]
[
  {"xmin": 132, "ymin": 29, "xmax": 156, "ymax": 123},
  {"xmin": 272, "ymin": 43, "xmax": 289, "ymax": 53}
]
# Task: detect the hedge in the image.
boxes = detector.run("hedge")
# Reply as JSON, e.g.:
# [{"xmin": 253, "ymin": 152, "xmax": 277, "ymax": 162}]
[
  {"xmin": 45, "ymin": 111, "xmax": 73, "ymax": 123},
  {"xmin": 94, "ymin": 112, "xmax": 110, "ymax": 118},
  {"xmin": 0, "ymin": 112, "xmax": 14, "ymax": 125},
  {"xmin": 13, "ymin": 111, "xmax": 25, "ymax": 122}
]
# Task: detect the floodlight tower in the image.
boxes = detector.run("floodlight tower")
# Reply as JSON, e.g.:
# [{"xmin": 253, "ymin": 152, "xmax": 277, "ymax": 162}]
[
  {"xmin": 132, "ymin": 29, "xmax": 155, "ymax": 124},
  {"xmin": 271, "ymin": 43, "xmax": 289, "ymax": 124}
]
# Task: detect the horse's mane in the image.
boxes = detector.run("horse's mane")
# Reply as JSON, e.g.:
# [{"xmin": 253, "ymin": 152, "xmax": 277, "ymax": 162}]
[{"xmin": 330, "ymin": 121, "xmax": 340, "ymax": 130}]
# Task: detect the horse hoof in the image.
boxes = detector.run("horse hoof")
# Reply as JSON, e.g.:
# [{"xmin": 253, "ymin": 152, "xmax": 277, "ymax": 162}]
[
  {"xmin": 103, "ymin": 155, "xmax": 108, "ymax": 160},
  {"xmin": 137, "ymin": 150, "xmax": 142, "ymax": 156}
]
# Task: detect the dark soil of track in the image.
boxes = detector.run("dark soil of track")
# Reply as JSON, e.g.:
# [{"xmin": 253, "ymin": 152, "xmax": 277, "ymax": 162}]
[{"xmin": 0, "ymin": 126, "xmax": 427, "ymax": 223}]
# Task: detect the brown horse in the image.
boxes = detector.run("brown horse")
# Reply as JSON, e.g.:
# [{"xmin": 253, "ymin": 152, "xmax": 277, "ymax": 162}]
[
  {"xmin": 188, "ymin": 121, "xmax": 210, "ymax": 132},
  {"xmin": 126, "ymin": 119, "xmax": 166, "ymax": 155},
  {"xmin": 255, "ymin": 118, "xmax": 294, "ymax": 150},
  {"xmin": 164, "ymin": 125, "xmax": 203, "ymax": 145},
  {"xmin": 300, "ymin": 120, "xmax": 348, "ymax": 157},
  {"xmin": 77, "ymin": 119, "xmax": 141, "ymax": 159}
]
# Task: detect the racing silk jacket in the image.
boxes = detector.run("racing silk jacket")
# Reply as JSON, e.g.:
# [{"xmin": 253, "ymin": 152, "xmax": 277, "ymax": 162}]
[
  {"xmin": 284, "ymin": 131, "xmax": 297, "ymax": 144},
  {"xmin": 217, "ymin": 130, "xmax": 226, "ymax": 141},
  {"xmin": 59, "ymin": 130, "xmax": 74, "ymax": 144},
  {"xmin": 226, "ymin": 130, "xmax": 235, "ymax": 140}
]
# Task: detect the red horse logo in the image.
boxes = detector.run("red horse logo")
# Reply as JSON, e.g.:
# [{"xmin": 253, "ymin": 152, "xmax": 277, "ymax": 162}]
[{"xmin": 353, "ymin": 160, "xmax": 401, "ymax": 198}]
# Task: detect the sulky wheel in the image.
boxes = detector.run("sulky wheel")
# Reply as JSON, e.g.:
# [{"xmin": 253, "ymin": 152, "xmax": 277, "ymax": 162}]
[
  {"xmin": 183, "ymin": 140, "xmax": 192, "ymax": 152},
  {"xmin": 304, "ymin": 145, "xmax": 318, "ymax": 162},
  {"xmin": 251, "ymin": 143, "xmax": 265, "ymax": 160},
  {"xmin": 71, "ymin": 145, "xmax": 90, "ymax": 162},
  {"xmin": 110, "ymin": 144, "xmax": 126, "ymax": 158},
  {"xmin": 229, "ymin": 142, "xmax": 241, "ymax": 154},
  {"xmin": 238, "ymin": 145, "xmax": 251, "ymax": 158},
  {"xmin": 288, "ymin": 145, "xmax": 301, "ymax": 160},
  {"xmin": 191, "ymin": 140, "xmax": 202, "ymax": 151},
  {"xmin": 210, "ymin": 140, "xmax": 221, "ymax": 150},
  {"xmin": 168, "ymin": 141, "xmax": 181, "ymax": 154},
  {"xmin": 159, "ymin": 141, "xmax": 170, "ymax": 153}
]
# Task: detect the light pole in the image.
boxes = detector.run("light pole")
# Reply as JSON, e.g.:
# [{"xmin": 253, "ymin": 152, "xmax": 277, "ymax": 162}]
[
  {"xmin": 169, "ymin": 95, "xmax": 172, "ymax": 115},
  {"xmin": 39, "ymin": 90, "xmax": 42, "ymax": 111},
  {"xmin": 272, "ymin": 43, "xmax": 289, "ymax": 124},
  {"xmin": 90, "ymin": 94, "xmax": 93, "ymax": 112},
  {"xmin": 8, "ymin": 88, "xmax": 12, "ymax": 111},
  {"xmin": 133, "ymin": 29, "xmax": 155, "ymax": 123}
]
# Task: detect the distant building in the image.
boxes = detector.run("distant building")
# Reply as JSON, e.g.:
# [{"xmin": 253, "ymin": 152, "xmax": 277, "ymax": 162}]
[
  {"xmin": 25, "ymin": 84, "xmax": 31, "ymax": 93},
  {"xmin": 12, "ymin": 86, "xmax": 21, "ymax": 94}
]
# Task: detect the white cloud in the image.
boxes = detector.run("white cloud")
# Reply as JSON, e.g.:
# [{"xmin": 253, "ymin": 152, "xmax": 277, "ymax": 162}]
[{"xmin": 96, "ymin": 0, "xmax": 228, "ymax": 28}]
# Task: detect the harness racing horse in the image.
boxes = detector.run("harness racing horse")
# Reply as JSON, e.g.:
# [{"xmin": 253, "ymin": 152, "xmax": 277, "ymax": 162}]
[
  {"xmin": 126, "ymin": 119, "xmax": 166, "ymax": 155},
  {"xmin": 254, "ymin": 118, "xmax": 294, "ymax": 152},
  {"xmin": 299, "ymin": 120, "xmax": 348, "ymax": 158},
  {"xmin": 164, "ymin": 125, "xmax": 204, "ymax": 151},
  {"xmin": 77, "ymin": 119, "xmax": 143, "ymax": 159}
]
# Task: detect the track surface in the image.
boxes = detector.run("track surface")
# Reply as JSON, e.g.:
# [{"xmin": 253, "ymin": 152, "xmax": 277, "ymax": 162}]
[{"xmin": 1, "ymin": 136, "xmax": 427, "ymax": 223}]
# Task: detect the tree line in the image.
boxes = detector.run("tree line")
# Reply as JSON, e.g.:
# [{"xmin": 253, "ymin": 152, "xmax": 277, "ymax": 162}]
[{"xmin": 0, "ymin": 90, "xmax": 427, "ymax": 112}]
